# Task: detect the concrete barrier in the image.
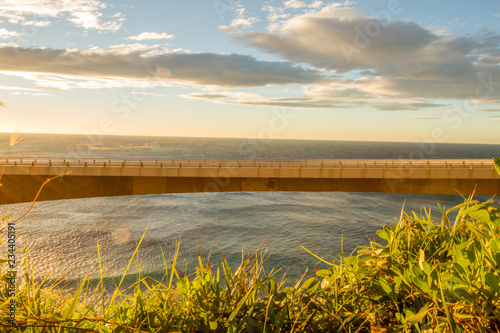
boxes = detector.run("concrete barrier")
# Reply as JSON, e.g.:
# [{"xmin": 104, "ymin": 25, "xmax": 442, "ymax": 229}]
[{"xmin": 0, "ymin": 158, "xmax": 499, "ymax": 204}]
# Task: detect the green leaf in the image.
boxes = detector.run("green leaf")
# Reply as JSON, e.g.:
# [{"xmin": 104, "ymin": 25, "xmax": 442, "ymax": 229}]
[
  {"xmin": 468, "ymin": 208, "xmax": 496, "ymax": 224},
  {"xmin": 422, "ymin": 261, "xmax": 431, "ymax": 276},
  {"xmin": 377, "ymin": 227, "xmax": 390, "ymax": 241},
  {"xmin": 395, "ymin": 312, "xmax": 405, "ymax": 324},
  {"xmin": 454, "ymin": 249, "xmax": 470, "ymax": 271},
  {"xmin": 458, "ymin": 204, "xmax": 489, "ymax": 219},
  {"xmin": 65, "ymin": 275, "xmax": 86, "ymax": 319},
  {"xmin": 315, "ymin": 269, "xmax": 331, "ymax": 278},
  {"xmin": 381, "ymin": 277, "xmax": 393, "ymax": 293},
  {"xmin": 451, "ymin": 286, "xmax": 474, "ymax": 303},
  {"xmin": 301, "ymin": 277, "xmax": 320, "ymax": 294},
  {"xmin": 446, "ymin": 200, "xmax": 480, "ymax": 215},
  {"xmin": 494, "ymin": 157, "xmax": 500, "ymax": 176},
  {"xmin": 406, "ymin": 303, "xmax": 432, "ymax": 325},
  {"xmin": 300, "ymin": 277, "xmax": 316, "ymax": 291},
  {"xmin": 374, "ymin": 277, "xmax": 398, "ymax": 303},
  {"xmin": 177, "ymin": 279, "xmax": 188, "ymax": 295},
  {"xmin": 228, "ymin": 286, "xmax": 254, "ymax": 322},
  {"xmin": 485, "ymin": 273, "xmax": 499, "ymax": 293},
  {"xmin": 268, "ymin": 278, "xmax": 277, "ymax": 294},
  {"xmin": 490, "ymin": 239, "xmax": 500, "ymax": 254},
  {"xmin": 413, "ymin": 276, "xmax": 430, "ymax": 293}
]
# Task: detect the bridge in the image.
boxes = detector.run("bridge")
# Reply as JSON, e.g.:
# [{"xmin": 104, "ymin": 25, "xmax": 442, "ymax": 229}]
[{"xmin": 0, "ymin": 158, "xmax": 499, "ymax": 204}]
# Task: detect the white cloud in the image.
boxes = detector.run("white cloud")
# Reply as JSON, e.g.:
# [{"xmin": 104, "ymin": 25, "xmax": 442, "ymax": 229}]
[
  {"xmin": 32, "ymin": 92, "xmax": 54, "ymax": 96},
  {"xmin": 131, "ymin": 91, "xmax": 165, "ymax": 97},
  {"xmin": 0, "ymin": 28, "xmax": 20, "ymax": 39},
  {"xmin": 125, "ymin": 32, "xmax": 175, "ymax": 41},
  {"xmin": 284, "ymin": 0, "xmax": 307, "ymax": 9},
  {"xmin": 82, "ymin": 43, "xmax": 175, "ymax": 56},
  {"xmin": 0, "ymin": 42, "xmax": 18, "ymax": 47},
  {"xmin": 283, "ymin": 0, "xmax": 323, "ymax": 9},
  {"xmin": 231, "ymin": 17, "xmax": 259, "ymax": 28},
  {"xmin": 8, "ymin": 91, "xmax": 54, "ymax": 96},
  {"xmin": 0, "ymin": 0, "xmax": 124, "ymax": 31},
  {"xmin": 261, "ymin": 1, "xmax": 348, "ymax": 32},
  {"xmin": 0, "ymin": 85, "xmax": 41, "ymax": 91},
  {"xmin": 230, "ymin": 5, "xmax": 259, "ymax": 28},
  {"xmin": 1, "ymin": 71, "xmax": 174, "ymax": 91},
  {"xmin": 407, "ymin": 113, "xmax": 442, "ymax": 120},
  {"xmin": 25, "ymin": 20, "xmax": 51, "ymax": 27}
]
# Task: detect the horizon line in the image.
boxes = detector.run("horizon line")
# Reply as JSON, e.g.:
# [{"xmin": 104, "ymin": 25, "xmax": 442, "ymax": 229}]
[{"xmin": 0, "ymin": 131, "xmax": 499, "ymax": 146}]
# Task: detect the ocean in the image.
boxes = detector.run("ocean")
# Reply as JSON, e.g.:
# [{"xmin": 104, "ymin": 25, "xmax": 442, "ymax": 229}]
[{"xmin": 0, "ymin": 133, "xmax": 499, "ymax": 285}]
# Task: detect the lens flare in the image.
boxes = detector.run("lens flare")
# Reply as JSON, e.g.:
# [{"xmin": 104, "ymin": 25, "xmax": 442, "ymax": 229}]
[
  {"xmin": 156, "ymin": 67, "xmax": 172, "ymax": 78},
  {"xmin": 113, "ymin": 228, "xmax": 131, "ymax": 245}
]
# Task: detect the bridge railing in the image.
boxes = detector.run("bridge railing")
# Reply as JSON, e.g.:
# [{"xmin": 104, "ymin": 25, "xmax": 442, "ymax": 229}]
[{"xmin": 0, "ymin": 158, "xmax": 496, "ymax": 170}]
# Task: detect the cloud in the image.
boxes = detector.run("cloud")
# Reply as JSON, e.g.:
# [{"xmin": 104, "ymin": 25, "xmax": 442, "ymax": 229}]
[
  {"xmin": 225, "ymin": 6, "xmax": 500, "ymax": 103},
  {"xmin": 8, "ymin": 91, "xmax": 54, "ymax": 96},
  {"xmin": 0, "ymin": 0, "xmax": 124, "ymax": 31},
  {"xmin": 0, "ymin": 85, "xmax": 41, "ymax": 91},
  {"xmin": 231, "ymin": 17, "xmax": 259, "ymax": 28},
  {"xmin": 0, "ymin": 41, "xmax": 444, "ymax": 111},
  {"xmin": 0, "ymin": 28, "xmax": 20, "ymax": 39},
  {"xmin": 305, "ymin": 84, "xmax": 374, "ymax": 99},
  {"xmin": 182, "ymin": 91, "xmax": 261, "ymax": 100},
  {"xmin": 283, "ymin": 0, "xmax": 324, "ymax": 9},
  {"xmin": 24, "ymin": 20, "xmax": 51, "ymax": 27},
  {"xmin": 125, "ymin": 32, "xmax": 175, "ymax": 41},
  {"xmin": 185, "ymin": 92, "xmax": 443, "ymax": 111},
  {"xmin": 481, "ymin": 108, "xmax": 500, "ymax": 112},
  {"xmin": 32, "ymin": 92, "xmax": 54, "ymax": 96},
  {"xmin": 230, "ymin": 5, "xmax": 259, "ymax": 28},
  {"xmin": 225, "ymin": 7, "xmax": 438, "ymax": 71},
  {"xmin": 0, "ymin": 45, "xmax": 324, "ymax": 89},
  {"xmin": 82, "ymin": 43, "xmax": 177, "ymax": 56},
  {"xmin": 185, "ymin": 93, "xmax": 228, "ymax": 99},
  {"xmin": 261, "ymin": 1, "xmax": 339, "ymax": 32},
  {"xmin": 0, "ymin": 70, "xmax": 177, "ymax": 90},
  {"xmin": 235, "ymin": 98, "xmax": 442, "ymax": 111},
  {"xmin": 131, "ymin": 91, "xmax": 164, "ymax": 97},
  {"xmin": 485, "ymin": 116, "xmax": 500, "ymax": 121},
  {"xmin": 407, "ymin": 113, "xmax": 442, "ymax": 120}
]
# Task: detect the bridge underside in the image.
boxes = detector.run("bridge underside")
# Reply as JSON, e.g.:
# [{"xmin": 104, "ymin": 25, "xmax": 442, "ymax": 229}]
[{"xmin": 1, "ymin": 174, "xmax": 499, "ymax": 204}]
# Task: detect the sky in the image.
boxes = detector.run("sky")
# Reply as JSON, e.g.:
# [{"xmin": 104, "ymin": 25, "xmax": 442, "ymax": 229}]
[{"xmin": 0, "ymin": 0, "xmax": 499, "ymax": 143}]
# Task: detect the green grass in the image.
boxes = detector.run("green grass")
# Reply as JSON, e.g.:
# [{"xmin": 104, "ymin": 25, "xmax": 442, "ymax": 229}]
[{"xmin": 0, "ymin": 195, "xmax": 499, "ymax": 332}]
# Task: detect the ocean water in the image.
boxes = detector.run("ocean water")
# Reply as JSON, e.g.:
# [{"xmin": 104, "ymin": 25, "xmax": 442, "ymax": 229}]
[{"xmin": 0, "ymin": 134, "xmax": 499, "ymax": 285}]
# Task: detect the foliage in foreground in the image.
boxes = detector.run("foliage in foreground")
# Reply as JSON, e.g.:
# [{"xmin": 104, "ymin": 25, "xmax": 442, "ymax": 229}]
[{"xmin": 0, "ymin": 196, "xmax": 498, "ymax": 332}]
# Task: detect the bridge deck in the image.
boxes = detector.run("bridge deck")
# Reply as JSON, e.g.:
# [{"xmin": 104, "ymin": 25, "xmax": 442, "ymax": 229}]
[{"xmin": 1, "ymin": 158, "xmax": 499, "ymax": 204}]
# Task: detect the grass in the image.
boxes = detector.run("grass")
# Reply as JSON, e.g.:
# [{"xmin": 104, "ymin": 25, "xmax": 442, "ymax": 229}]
[{"xmin": 0, "ymin": 193, "xmax": 499, "ymax": 332}]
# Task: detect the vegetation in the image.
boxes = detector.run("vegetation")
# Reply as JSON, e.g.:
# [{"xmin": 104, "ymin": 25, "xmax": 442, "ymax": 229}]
[
  {"xmin": 0, "ymin": 193, "xmax": 498, "ymax": 331},
  {"xmin": 1, "ymin": 124, "xmax": 499, "ymax": 332}
]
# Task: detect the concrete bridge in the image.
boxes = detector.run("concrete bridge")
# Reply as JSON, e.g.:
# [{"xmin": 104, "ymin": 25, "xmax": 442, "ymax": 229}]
[{"xmin": 0, "ymin": 158, "xmax": 499, "ymax": 204}]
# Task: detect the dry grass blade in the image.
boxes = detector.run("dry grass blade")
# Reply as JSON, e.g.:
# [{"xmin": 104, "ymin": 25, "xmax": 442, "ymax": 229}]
[{"xmin": 12, "ymin": 172, "xmax": 72, "ymax": 223}]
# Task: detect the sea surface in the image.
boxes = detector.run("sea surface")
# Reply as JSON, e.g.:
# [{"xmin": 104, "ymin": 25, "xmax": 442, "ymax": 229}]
[{"xmin": 0, "ymin": 133, "xmax": 499, "ymax": 286}]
